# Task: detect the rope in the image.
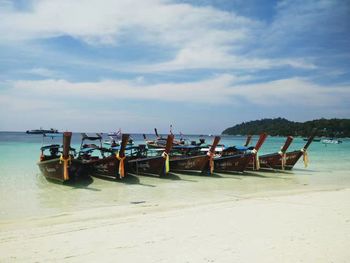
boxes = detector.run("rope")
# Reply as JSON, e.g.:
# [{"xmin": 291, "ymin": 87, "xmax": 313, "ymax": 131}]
[
  {"xmin": 162, "ymin": 152, "xmax": 170, "ymax": 173},
  {"xmin": 116, "ymin": 152, "xmax": 126, "ymax": 179},
  {"xmin": 59, "ymin": 154, "xmax": 71, "ymax": 181},
  {"xmin": 301, "ymin": 148, "xmax": 309, "ymax": 168},
  {"xmin": 206, "ymin": 150, "xmax": 215, "ymax": 174}
]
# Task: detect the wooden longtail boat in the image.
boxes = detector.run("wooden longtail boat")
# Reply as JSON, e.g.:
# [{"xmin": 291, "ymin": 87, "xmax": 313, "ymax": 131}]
[
  {"xmin": 213, "ymin": 133, "xmax": 268, "ymax": 173},
  {"xmin": 127, "ymin": 134, "xmax": 174, "ymax": 176},
  {"xmin": 169, "ymin": 136, "xmax": 221, "ymax": 175},
  {"xmin": 37, "ymin": 132, "xmax": 85, "ymax": 183},
  {"xmin": 281, "ymin": 130, "xmax": 317, "ymax": 170},
  {"xmin": 78, "ymin": 134, "xmax": 130, "ymax": 179},
  {"xmin": 248, "ymin": 136, "xmax": 294, "ymax": 170}
]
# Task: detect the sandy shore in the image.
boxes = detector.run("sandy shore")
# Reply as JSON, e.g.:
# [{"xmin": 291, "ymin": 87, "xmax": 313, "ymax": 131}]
[{"xmin": 1, "ymin": 188, "xmax": 350, "ymax": 262}]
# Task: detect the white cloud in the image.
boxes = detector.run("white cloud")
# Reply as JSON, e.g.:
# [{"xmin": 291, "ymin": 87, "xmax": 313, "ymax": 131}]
[
  {"xmin": 0, "ymin": 0, "xmax": 316, "ymax": 72},
  {"xmin": 8, "ymin": 75, "xmax": 237, "ymax": 104},
  {"xmin": 1, "ymin": 75, "xmax": 349, "ymax": 131},
  {"xmin": 261, "ymin": 0, "xmax": 349, "ymax": 51},
  {"xmin": 25, "ymin": 67, "xmax": 59, "ymax": 78},
  {"xmin": 231, "ymin": 78, "xmax": 350, "ymax": 106},
  {"xmin": 136, "ymin": 49, "xmax": 316, "ymax": 72},
  {"xmin": 0, "ymin": 0, "xmax": 251, "ymax": 45},
  {"xmin": 2, "ymin": 75, "xmax": 349, "ymax": 107}
]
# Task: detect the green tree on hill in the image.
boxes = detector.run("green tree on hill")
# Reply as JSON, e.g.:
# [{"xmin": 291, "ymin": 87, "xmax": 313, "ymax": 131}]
[{"xmin": 222, "ymin": 118, "xmax": 350, "ymax": 137}]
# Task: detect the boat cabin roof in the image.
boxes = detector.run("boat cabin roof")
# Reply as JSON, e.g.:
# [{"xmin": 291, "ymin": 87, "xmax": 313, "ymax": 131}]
[
  {"xmin": 40, "ymin": 144, "xmax": 60, "ymax": 151},
  {"xmin": 224, "ymin": 146, "xmax": 251, "ymax": 152}
]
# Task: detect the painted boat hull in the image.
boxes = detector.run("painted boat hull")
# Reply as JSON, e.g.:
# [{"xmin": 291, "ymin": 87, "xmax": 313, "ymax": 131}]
[
  {"xmin": 170, "ymin": 155, "xmax": 210, "ymax": 174},
  {"xmin": 247, "ymin": 150, "xmax": 304, "ymax": 170},
  {"xmin": 214, "ymin": 153, "xmax": 253, "ymax": 173},
  {"xmin": 37, "ymin": 158, "xmax": 86, "ymax": 183},
  {"xmin": 247, "ymin": 152, "xmax": 285, "ymax": 170},
  {"xmin": 283, "ymin": 150, "xmax": 304, "ymax": 170},
  {"xmin": 127, "ymin": 156, "xmax": 167, "ymax": 177},
  {"xmin": 87, "ymin": 155, "xmax": 126, "ymax": 179}
]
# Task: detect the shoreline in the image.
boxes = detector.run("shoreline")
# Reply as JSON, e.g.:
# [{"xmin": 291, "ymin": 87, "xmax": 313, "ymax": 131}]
[
  {"xmin": 1, "ymin": 175, "xmax": 348, "ymax": 224},
  {"xmin": 1, "ymin": 187, "xmax": 349, "ymax": 262}
]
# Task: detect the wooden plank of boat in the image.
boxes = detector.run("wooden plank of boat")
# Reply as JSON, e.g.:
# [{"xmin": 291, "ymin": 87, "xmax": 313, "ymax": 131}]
[
  {"xmin": 37, "ymin": 132, "xmax": 84, "ymax": 183},
  {"xmin": 169, "ymin": 136, "xmax": 221, "ymax": 174},
  {"xmin": 249, "ymin": 136, "xmax": 294, "ymax": 170},
  {"xmin": 127, "ymin": 134, "xmax": 174, "ymax": 177},
  {"xmin": 213, "ymin": 133, "xmax": 268, "ymax": 173}
]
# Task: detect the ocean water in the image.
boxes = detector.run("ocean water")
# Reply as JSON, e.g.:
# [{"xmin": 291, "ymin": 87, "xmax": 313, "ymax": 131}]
[{"xmin": 0, "ymin": 132, "xmax": 349, "ymax": 221}]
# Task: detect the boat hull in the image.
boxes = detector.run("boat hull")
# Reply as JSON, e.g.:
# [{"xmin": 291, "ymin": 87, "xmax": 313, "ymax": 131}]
[
  {"xmin": 255, "ymin": 153, "xmax": 284, "ymax": 170},
  {"xmin": 37, "ymin": 158, "xmax": 85, "ymax": 183},
  {"xmin": 87, "ymin": 155, "xmax": 126, "ymax": 179},
  {"xmin": 214, "ymin": 153, "xmax": 253, "ymax": 173},
  {"xmin": 248, "ymin": 150, "xmax": 303, "ymax": 170},
  {"xmin": 283, "ymin": 150, "xmax": 303, "ymax": 170},
  {"xmin": 170, "ymin": 155, "xmax": 210, "ymax": 174},
  {"xmin": 127, "ymin": 156, "xmax": 167, "ymax": 177}
]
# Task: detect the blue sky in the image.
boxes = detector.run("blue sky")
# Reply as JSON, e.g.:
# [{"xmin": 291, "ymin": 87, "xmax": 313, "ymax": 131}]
[{"xmin": 0, "ymin": 0, "xmax": 349, "ymax": 134}]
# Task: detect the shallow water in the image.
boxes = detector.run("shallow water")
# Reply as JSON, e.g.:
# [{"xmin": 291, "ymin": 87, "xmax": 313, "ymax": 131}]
[{"xmin": 0, "ymin": 132, "xmax": 349, "ymax": 221}]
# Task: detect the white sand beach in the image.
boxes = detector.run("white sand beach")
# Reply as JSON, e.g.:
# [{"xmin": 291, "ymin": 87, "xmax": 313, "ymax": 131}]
[{"xmin": 1, "ymin": 187, "xmax": 349, "ymax": 263}]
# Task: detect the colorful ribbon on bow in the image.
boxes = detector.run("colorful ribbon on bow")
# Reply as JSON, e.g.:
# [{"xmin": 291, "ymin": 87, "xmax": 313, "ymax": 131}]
[
  {"xmin": 116, "ymin": 152, "xmax": 126, "ymax": 179},
  {"xmin": 162, "ymin": 152, "xmax": 170, "ymax": 173},
  {"xmin": 206, "ymin": 150, "xmax": 215, "ymax": 174},
  {"xmin": 278, "ymin": 151, "xmax": 287, "ymax": 170},
  {"xmin": 301, "ymin": 148, "xmax": 309, "ymax": 168},
  {"xmin": 252, "ymin": 149, "xmax": 260, "ymax": 170}
]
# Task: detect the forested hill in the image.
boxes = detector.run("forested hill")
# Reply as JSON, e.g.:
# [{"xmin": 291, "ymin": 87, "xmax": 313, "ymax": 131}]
[{"xmin": 222, "ymin": 118, "xmax": 350, "ymax": 137}]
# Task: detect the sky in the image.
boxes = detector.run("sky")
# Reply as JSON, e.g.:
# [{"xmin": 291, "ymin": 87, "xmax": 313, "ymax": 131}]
[{"xmin": 0, "ymin": 0, "xmax": 349, "ymax": 134}]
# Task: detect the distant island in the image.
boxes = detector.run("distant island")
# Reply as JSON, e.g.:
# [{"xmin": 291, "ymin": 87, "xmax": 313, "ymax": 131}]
[{"xmin": 222, "ymin": 118, "xmax": 350, "ymax": 137}]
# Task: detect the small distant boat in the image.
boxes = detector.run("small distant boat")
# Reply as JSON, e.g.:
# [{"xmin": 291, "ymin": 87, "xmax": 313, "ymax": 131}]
[
  {"xmin": 143, "ymin": 128, "xmax": 205, "ymax": 149},
  {"xmin": 322, "ymin": 139, "xmax": 342, "ymax": 144},
  {"xmin": 303, "ymin": 138, "xmax": 321, "ymax": 142},
  {"xmin": 103, "ymin": 129, "xmax": 133, "ymax": 146},
  {"xmin": 26, "ymin": 128, "xmax": 59, "ymax": 134}
]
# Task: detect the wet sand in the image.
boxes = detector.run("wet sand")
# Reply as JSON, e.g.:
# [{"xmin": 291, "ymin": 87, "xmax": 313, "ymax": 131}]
[{"xmin": 1, "ymin": 187, "xmax": 349, "ymax": 263}]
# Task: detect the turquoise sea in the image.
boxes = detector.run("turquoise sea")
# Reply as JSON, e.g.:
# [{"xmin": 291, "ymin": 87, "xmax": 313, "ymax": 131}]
[{"xmin": 1, "ymin": 132, "xmax": 349, "ymax": 222}]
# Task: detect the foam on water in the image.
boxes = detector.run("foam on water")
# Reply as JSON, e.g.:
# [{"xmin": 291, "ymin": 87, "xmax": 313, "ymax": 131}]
[{"xmin": 0, "ymin": 132, "xmax": 349, "ymax": 221}]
